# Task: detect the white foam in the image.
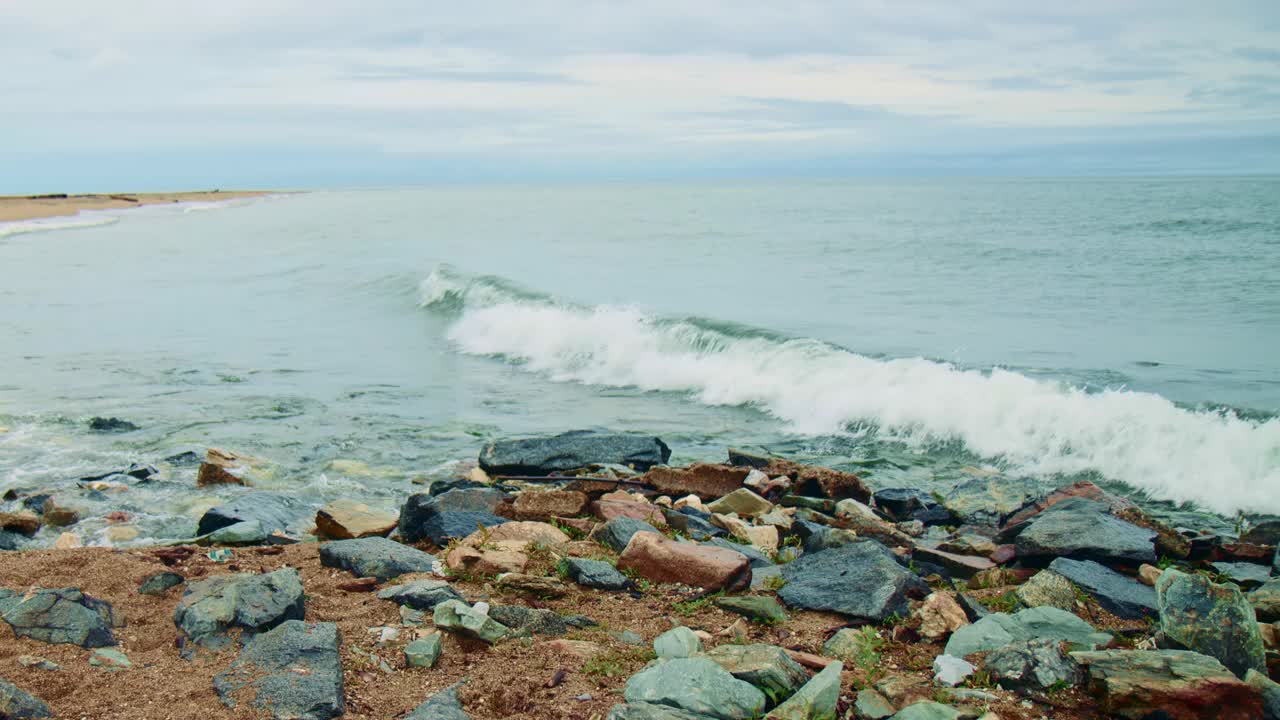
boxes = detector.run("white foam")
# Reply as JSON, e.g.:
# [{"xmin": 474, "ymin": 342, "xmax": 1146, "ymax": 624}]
[
  {"xmin": 421, "ymin": 268, "xmax": 1280, "ymax": 515},
  {"xmin": 0, "ymin": 212, "xmax": 119, "ymax": 239}
]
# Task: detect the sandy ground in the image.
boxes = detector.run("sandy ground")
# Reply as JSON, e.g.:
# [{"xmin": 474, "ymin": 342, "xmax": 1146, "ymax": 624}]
[{"xmin": 0, "ymin": 191, "xmax": 272, "ymax": 223}]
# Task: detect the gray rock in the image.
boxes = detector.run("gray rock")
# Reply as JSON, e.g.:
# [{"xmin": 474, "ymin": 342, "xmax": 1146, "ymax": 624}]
[
  {"xmin": 1211, "ymin": 561, "xmax": 1272, "ymax": 589},
  {"xmin": 433, "ymin": 487, "xmax": 509, "ymax": 511},
  {"xmin": 664, "ymin": 510, "xmax": 725, "ymax": 540},
  {"xmin": 874, "ymin": 488, "xmax": 934, "ymax": 520},
  {"xmin": 0, "ymin": 530, "xmax": 24, "ymax": 551},
  {"xmin": 88, "ymin": 647, "xmax": 132, "ymax": 670},
  {"xmin": 196, "ymin": 492, "xmax": 304, "ymax": 536},
  {"xmin": 138, "ymin": 571, "xmax": 185, "ymax": 596},
  {"xmin": 654, "ymin": 626, "xmax": 703, "ymax": 659},
  {"xmin": 714, "ymin": 596, "xmax": 787, "ymax": 625},
  {"xmin": 942, "ymin": 476, "xmax": 1041, "ymax": 526},
  {"xmin": 213, "ymin": 621, "xmax": 343, "ymax": 720},
  {"xmin": 932, "ymin": 655, "xmax": 974, "ymax": 687},
  {"xmin": 200, "ymin": 520, "xmax": 269, "ymax": 545},
  {"xmin": 1242, "ymin": 520, "xmax": 1280, "ymax": 546},
  {"xmin": 1, "ymin": 588, "xmax": 116, "ymax": 648},
  {"xmin": 607, "ymin": 702, "xmax": 715, "ymax": 720},
  {"xmin": 854, "ymin": 689, "xmax": 896, "ymax": 720},
  {"xmin": 319, "ymin": 537, "xmax": 436, "ymax": 581},
  {"xmin": 706, "ymin": 538, "xmax": 774, "ymax": 569},
  {"xmin": 1248, "ymin": 577, "xmax": 1280, "ymax": 622},
  {"xmin": 1245, "ymin": 669, "xmax": 1280, "ymax": 720},
  {"xmin": 488, "ymin": 605, "xmax": 568, "ymax": 636},
  {"xmin": 791, "ymin": 520, "xmax": 859, "ymax": 554},
  {"xmin": 377, "ymin": 579, "xmax": 463, "ymax": 610},
  {"xmin": 406, "ymin": 682, "xmax": 469, "ymax": 720},
  {"xmin": 479, "ymin": 431, "xmax": 671, "ymax": 475},
  {"xmin": 624, "ymin": 657, "xmax": 767, "ymax": 720},
  {"xmin": 890, "ymin": 702, "xmax": 961, "ymax": 720},
  {"xmin": 1014, "ymin": 498, "xmax": 1156, "ymax": 564},
  {"xmin": 405, "ymin": 634, "xmax": 443, "ymax": 668},
  {"xmin": 777, "ymin": 541, "xmax": 928, "ymax": 621},
  {"xmin": 944, "ymin": 606, "xmax": 1112, "ymax": 658},
  {"xmin": 0, "ymin": 679, "xmax": 52, "ymax": 718},
  {"xmin": 750, "ymin": 566, "xmax": 785, "ymax": 592},
  {"xmin": 1155, "ymin": 568, "xmax": 1265, "ymax": 678},
  {"xmin": 984, "ymin": 638, "xmax": 1084, "ymax": 694},
  {"xmin": 703, "ymin": 643, "xmax": 808, "ymax": 706},
  {"xmin": 397, "ymin": 492, "xmax": 508, "ymax": 545},
  {"xmin": 766, "ymin": 659, "xmax": 842, "ymax": 719},
  {"xmin": 560, "ymin": 558, "xmax": 630, "ymax": 591},
  {"xmin": 1048, "ymin": 557, "xmax": 1157, "ymax": 619},
  {"xmin": 173, "ymin": 568, "xmax": 304, "ymax": 652},
  {"xmin": 593, "ymin": 516, "xmax": 661, "ymax": 553},
  {"xmin": 433, "ymin": 600, "xmax": 509, "ymax": 643},
  {"xmin": 1015, "ymin": 570, "xmax": 1076, "ymax": 612}
]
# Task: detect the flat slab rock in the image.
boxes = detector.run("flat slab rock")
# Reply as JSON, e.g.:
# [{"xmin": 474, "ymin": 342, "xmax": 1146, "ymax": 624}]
[
  {"xmin": 318, "ymin": 537, "xmax": 436, "ymax": 581},
  {"xmin": 1048, "ymin": 557, "xmax": 1157, "ymax": 619},
  {"xmin": 944, "ymin": 606, "xmax": 1112, "ymax": 658},
  {"xmin": 479, "ymin": 431, "xmax": 671, "ymax": 475},
  {"xmin": 376, "ymin": 579, "xmax": 463, "ymax": 610},
  {"xmin": 624, "ymin": 657, "xmax": 767, "ymax": 720},
  {"xmin": 196, "ymin": 492, "xmax": 305, "ymax": 536},
  {"xmin": 213, "ymin": 620, "xmax": 344, "ymax": 720},
  {"xmin": 406, "ymin": 682, "xmax": 470, "ymax": 720},
  {"xmin": 173, "ymin": 567, "xmax": 304, "ymax": 652},
  {"xmin": 1070, "ymin": 649, "xmax": 1262, "ymax": 720},
  {"xmin": 397, "ymin": 491, "xmax": 509, "ymax": 545},
  {"xmin": 1014, "ymin": 498, "xmax": 1157, "ymax": 565},
  {"xmin": 1, "ymin": 587, "xmax": 117, "ymax": 648},
  {"xmin": 777, "ymin": 540, "xmax": 927, "ymax": 621}
]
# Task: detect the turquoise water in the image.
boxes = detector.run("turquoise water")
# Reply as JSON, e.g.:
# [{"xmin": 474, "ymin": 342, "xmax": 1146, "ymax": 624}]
[{"xmin": 1, "ymin": 178, "xmax": 1278, "ymax": 544}]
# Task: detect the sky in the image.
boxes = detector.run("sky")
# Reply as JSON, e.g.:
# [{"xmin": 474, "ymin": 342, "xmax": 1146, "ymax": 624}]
[{"xmin": 2, "ymin": 1, "xmax": 1279, "ymax": 190}]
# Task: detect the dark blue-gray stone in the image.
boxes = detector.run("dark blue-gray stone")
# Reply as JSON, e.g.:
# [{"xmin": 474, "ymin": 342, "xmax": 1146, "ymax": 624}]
[
  {"xmin": 397, "ymin": 491, "xmax": 508, "ymax": 545},
  {"xmin": 319, "ymin": 537, "xmax": 436, "ymax": 581},
  {"xmin": 173, "ymin": 568, "xmax": 305, "ymax": 652},
  {"xmin": 1048, "ymin": 557, "xmax": 1157, "ymax": 619},
  {"xmin": 376, "ymin": 579, "xmax": 463, "ymax": 610},
  {"xmin": 488, "ymin": 605, "xmax": 568, "ymax": 636},
  {"xmin": 559, "ymin": 558, "xmax": 630, "ymax": 590},
  {"xmin": 213, "ymin": 620, "xmax": 343, "ymax": 720},
  {"xmin": 777, "ymin": 540, "xmax": 927, "ymax": 621},
  {"xmin": 138, "ymin": 571, "xmax": 185, "ymax": 596},
  {"xmin": 0, "ymin": 531, "xmax": 23, "ymax": 551},
  {"xmin": 1, "ymin": 588, "xmax": 117, "ymax": 648},
  {"xmin": 0, "ymin": 679, "xmax": 52, "ymax": 718},
  {"xmin": 479, "ymin": 431, "xmax": 671, "ymax": 475},
  {"xmin": 1015, "ymin": 498, "xmax": 1156, "ymax": 565},
  {"xmin": 1211, "ymin": 561, "xmax": 1272, "ymax": 589},
  {"xmin": 664, "ymin": 509, "xmax": 724, "ymax": 540},
  {"xmin": 196, "ymin": 492, "xmax": 305, "ymax": 536},
  {"xmin": 592, "ymin": 516, "xmax": 660, "ymax": 552},
  {"xmin": 873, "ymin": 488, "xmax": 934, "ymax": 520},
  {"xmin": 406, "ymin": 682, "xmax": 469, "ymax": 720}
]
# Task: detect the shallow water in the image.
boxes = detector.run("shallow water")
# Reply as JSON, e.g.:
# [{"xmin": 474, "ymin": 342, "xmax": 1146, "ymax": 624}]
[{"xmin": 1, "ymin": 178, "xmax": 1278, "ymax": 545}]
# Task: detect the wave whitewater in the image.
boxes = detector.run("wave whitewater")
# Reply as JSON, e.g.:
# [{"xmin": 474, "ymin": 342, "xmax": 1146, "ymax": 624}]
[
  {"xmin": 0, "ymin": 213, "xmax": 119, "ymax": 239},
  {"xmin": 421, "ymin": 264, "xmax": 1280, "ymax": 516}
]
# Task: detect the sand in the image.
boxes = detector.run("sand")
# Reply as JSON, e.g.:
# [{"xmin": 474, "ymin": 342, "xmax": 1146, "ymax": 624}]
[{"xmin": 0, "ymin": 191, "xmax": 272, "ymax": 223}]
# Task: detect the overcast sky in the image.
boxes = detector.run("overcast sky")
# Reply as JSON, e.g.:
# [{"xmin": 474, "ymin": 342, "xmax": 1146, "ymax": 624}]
[{"xmin": 2, "ymin": 1, "xmax": 1279, "ymax": 189}]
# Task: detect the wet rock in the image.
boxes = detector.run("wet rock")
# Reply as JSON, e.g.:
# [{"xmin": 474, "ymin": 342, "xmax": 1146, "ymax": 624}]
[
  {"xmin": 88, "ymin": 416, "xmax": 138, "ymax": 432},
  {"xmin": 1004, "ymin": 480, "xmax": 1188, "ymax": 559},
  {"xmin": 397, "ymin": 491, "xmax": 508, "ymax": 545},
  {"xmin": 593, "ymin": 516, "xmax": 662, "ymax": 553},
  {"xmin": 173, "ymin": 568, "xmax": 304, "ymax": 652},
  {"xmin": 0, "ymin": 512, "xmax": 40, "ymax": 537},
  {"xmin": 196, "ymin": 492, "xmax": 303, "ymax": 536},
  {"xmin": 765, "ymin": 659, "xmax": 841, "ymax": 719},
  {"xmin": 891, "ymin": 701, "xmax": 961, "ymax": 719},
  {"xmin": 404, "ymin": 634, "xmax": 443, "ymax": 668},
  {"xmin": 559, "ymin": 557, "xmax": 630, "ymax": 591},
  {"xmin": 624, "ymin": 657, "xmax": 767, "ymax": 720},
  {"xmin": 406, "ymin": 682, "xmax": 469, "ymax": 720},
  {"xmin": 1014, "ymin": 498, "xmax": 1156, "ymax": 565},
  {"xmin": 777, "ymin": 541, "xmax": 927, "ymax": 621},
  {"xmin": 1245, "ymin": 669, "xmax": 1280, "ymax": 720},
  {"xmin": 433, "ymin": 600, "xmax": 509, "ymax": 643},
  {"xmin": 1048, "ymin": 557, "xmax": 1157, "ymax": 619},
  {"xmin": 708, "ymin": 488, "xmax": 774, "ymax": 519},
  {"xmin": 759, "ymin": 459, "xmax": 870, "ymax": 503},
  {"xmin": 314, "ymin": 500, "xmax": 397, "ymax": 540},
  {"xmin": 1243, "ymin": 520, "xmax": 1280, "ymax": 546},
  {"xmin": 715, "ymin": 595, "xmax": 787, "ymax": 625},
  {"xmin": 914, "ymin": 592, "xmax": 969, "ymax": 641},
  {"xmin": 480, "ymin": 431, "xmax": 671, "ymax": 475},
  {"xmin": 512, "ymin": 490, "xmax": 589, "ymax": 521},
  {"xmin": 1070, "ymin": 649, "xmax": 1262, "ymax": 720},
  {"xmin": 0, "ymin": 530, "xmax": 23, "ymax": 551},
  {"xmin": 618, "ymin": 531, "xmax": 751, "ymax": 592},
  {"xmin": 1211, "ymin": 561, "xmax": 1272, "ymax": 589},
  {"xmin": 319, "ymin": 537, "xmax": 436, "ymax": 581},
  {"xmin": 941, "ymin": 476, "xmax": 1041, "ymax": 526},
  {"xmin": 138, "ymin": 570, "xmax": 184, "ymax": 596},
  {"xmin": 984, "ymin": 638, "xmax": 1083, "ymax": 694},
  {"xmin": 37, "ymin": 497, "xmax": 80, "ymax": 527},
  {"xmin": 912, "ymin": 547, "xmax": 993, "ymax": 579},
  {"xmin": 944, "ymin": 606, "xmax": 1112, "ymax": 658},
  {"xmin": 376, "ymin": 579, "xmax": 463, "ymax": 610},
  {"xmin": 932, "ymin": 654, "xmax": 975, "ymax": 687},
  {"xmin": 704, "ymin": 643, "xmax": 808, "ymax": 706},
  {"xmin": 1155, "ymin": 568, "xmax": 1266, "ymax": 678},
  {"xmin": 655, "ymin": 626, "xmax": 704, "ymax": 659},
  {"xmin": 200, "ymin": 520, "xmax": 268, "ymax": 545},
  {"xmin": 836, "ymin": 507, "xmax": 915, "ymax": 551},
  {"xmin": 873, "ymin": 488, "xmax": 934, "ymax": 521},
  {"xmin": 213, "ymin": 621, "xmax": 343, "ymax": 720},
  {"xmin": 1014, "ymin": 569, "xmax": 1076, "ymax": 612},
  {"xmin": 0, "ymin": 679, "xmax": 52, "ymax": 718},
  {"xmin": 1249, "ymin": 578, "xmax": 1280, "ymax": 622},
  {"xmin": 1, "ymin": 588, "xmax": 116, "ymax": 648},
  {"xmin": 643, "ymin": 464, "xmax": 751, "ymax": 500},
  {"xmin": 89, "ymin": 647, "xmax": 132, "ymax": 670}
]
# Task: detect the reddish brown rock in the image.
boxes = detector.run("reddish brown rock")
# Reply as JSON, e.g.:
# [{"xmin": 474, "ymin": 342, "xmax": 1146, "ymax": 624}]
[
  {"xmin": 1072, "ymin": 649, "xmax": 1263, "ymax": 720},
  {"xmin": 315, "ymin": 500, "xmax": 398, "ymax": 540},
  {"xmin": 196, "ymin": 448, "xmax": 252, "ymax": 486},
  {"xmin": 0, "ymin": 511, "xmax": 40, "ymax": 536},
  {"xmin": 513, "ymin": 490, "xmax": 589, "ymax": 521},
  {"xmin": 551, "ymin": 516, "xmax": 597, "ymax": 537},
  {"xmin": 1213, "ymin": 542, "xmax": 1275, "ymax": 564},
  {"xmin": 617, "ymin": 531, "xmax": 751, "ymax": 591},
  {"xmin": 989, "ymin": 544, "xmax": 1017, "ymax": 564},
  {"xmin": 641, "ymin": 464, "xmax": 750, "ymax": 500},
  {"xmin": 763, "ymin": 459, "xmax": 871, "ymax": 502},
  {"xmin": 592, "ymin": 493, "xmax": 666, "ymax": 526}
]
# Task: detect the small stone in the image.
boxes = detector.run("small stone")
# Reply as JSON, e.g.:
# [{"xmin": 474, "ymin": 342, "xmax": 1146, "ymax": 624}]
[
  {"xmin": 399, "ymin": 606, "xmax": 428, "ymax": 626},
  {"xmin": 854, "ymin": 689, "xmax": 896, "ymax": 719},
  {"xmin": 1138, "ymin": 564, "xmax": 1162, "ymax": 587},
  {"xmin": 915, "ymin": 592, "xmax": 969, "ymax": 641},
  {"xmin": 1248, "ymin": 577, "xmax": 1280, "ymax": 622},
  {"xmin": 89, "ymin": 647, "xmax": 132, "ymax": 670},
  {"xmin": 1, "ymin": 587, "xmax": 117, "ymax": 647},
  {"xmin": 105, "ymin": 525, "xmax": 139, "ymax": 543},
  {"xmin": 138, "ymin": 570, "xmax": 185, "ymax": 596},
  {"xmin": 933, "ymin": 654, "xmax": 975, "ymax": 686},
  {"xmin": 984, "ymin": 638, "xmax": 1083, "ymax": 694},
  {"xmin": 496, "ymin": 572, "xmax": 570, "ymax": 598},
  {"xmin": 53, "ymin": 532, "xmax": 81, "ymax": 549},
  {"xmin": 708, "ymin": 488, "xmax": 774, "ymax": 518},
  {"xmin": 891, "ymin": 702, "xmax": 962, "ymax": 720},
  {"xmin": 489, "ymin": 605, "xmax": 572, "ymax": 636},
  {"xmin": 822, "ymin": 627, "xmax": 883, "ymax": 663},
  {"xmin": 715, "ymin": 595, "xmax": 788, "ymax": 625},
  {"xmin": 559, "ymin": 557, "xmax": 630, "ymax": 591},
  {"xmin": 376, "ymin": 579, "xmax": 463, "ymax": 610},
  {"xmin": 404, "ymin": 634, "xmax": 443, "ymax": 668},
  {"xmin": 433, "ymin": 599, "xmax": 509, "ymax": 643},
  {"xmin": 1015, "ymin": 570, "xmax": 1077, "ymax": 612},
  {"xmin": 319, "ymin": 536, "xmax": 436, "ymax": 581},
  {"xmin": 17, "ymin": 655, "xmax": 60, "ymax": 671},
  {"xmin": 654, "ymin": 626, "xmax": 703, "ymax": 659}
]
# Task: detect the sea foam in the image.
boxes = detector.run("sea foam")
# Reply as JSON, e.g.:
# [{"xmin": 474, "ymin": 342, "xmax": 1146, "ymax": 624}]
[
  {"xmin": 0, "ymin": 213, "xmax": 119, "ymax": 239},
  {"xmin": 421, "ymin": 265, "xmax": 1280, "ymax": 515}
]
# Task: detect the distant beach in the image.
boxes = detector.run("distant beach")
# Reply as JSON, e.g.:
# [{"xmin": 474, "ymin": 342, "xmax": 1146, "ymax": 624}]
[{"xmin": 0, "ymin": 190, "xmax": 272, "ymax": 223}]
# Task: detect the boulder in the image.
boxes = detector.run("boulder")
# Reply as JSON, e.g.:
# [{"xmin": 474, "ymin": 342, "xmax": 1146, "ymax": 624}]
[
  {"xmin": 197, "ymin": 449, "xmax": 250, "ymax": 486},
  {"xmin": 664, "ymin": 508, "xmax": 725, "ymax": 540},
  {"xmin": 853, "ymin": 689, "xmax": 896, "ymax": 720},
  {"xmin": 314, "ymin": 500, "xmax": 397, "ymax": 539},
  {"xmin": 1013, "ymin": 498, "xmax": 1156, "ymax": 565},
  {"xmin": 88, "ymin": 416, "xmax": 138, "ymax": 432},
  {"xmin": 708, "ymin": 489, "xmax": 774, "ymax": 519},
  {"xmin": 655, "ymin": 626, "xmax": 704, "ymax": 659},
  {"xmin": 1, "ymin": 588, "xmax": 116, "ymax": 647},
  {"xmin": 944, "ymin": 606, "xmax": 1112, "ymax": 658},
  {"xmin": 480, "ymin": 431, "xmax": 671, "ymax": 475},
  {"xmin": 765, "ymin": 660, "xmax": 841, "ymax": 719},
  {"xmin": 624, "ymin": 657, "xmax": 767, "ymax": 720},
  {"xmin": 318, "ymin": 537, "xmax": 436, "ymax": 581},
  {"xmin": 1048, "ymin": 558, "xmax": 1157, "ymax": 619},
  {"xmin": 196, "ymin": 492, "xmax": 304, "ymax": 536},
  {"xmin": 404, "ymin": 634, "xmax": 442, "ymax": 668},
  {"xmin": 705, "ymin": 643, "xmax": 808, "ymax": 706},
  {"xmin": 642, "ymin": 464, "xmax": 751, "ymax": 500},
  {"xmin": 873, "ymin": 488, "xmax": 935, "ymax": 521},
  {"xmin": 559, "ymin": 558, "xmax": 630, "ymax": 591},
  {"xmin": 1015, "ymin": 570, "xmax": 1077, "ymax": 612},
  {"xmin": 212, "ymin": 621, "xmax": 343, "ymax": 720},
  {"xmin": 433, "ymin": 600, "xmax": 509, "ymax": 643},
  {"xmin": 1071, "ymin": 649, "xmax": 1262, "ymax": 720},
  {"xmin": 618, "ymin": 532, "xmax": 751, "ymax": 592},
  {"xmin": 138, "ymin": 570, "xmax": 185, "ymax": 596},
  {"xmin": 777, "ymin": 541, "xmax": 927, "ymax": 621},
  {"xmin": 512, "ymin": 490, "xmax": 589, "ymax": 521},
  {"xmin": 173, "ymin": 568, "xmax": 304, "ymax": 652},
  {"xmin": 984, "ymin": 638, "xmax": 1084, "ymax": 694},
  {"xmin": 593, "ymin": 516, "xmax": 662, "ymax": 552},
  {"xmin": 405, "ymin": 682, "xmax": 469, "ymax": 720},
  {"xmin": 199, "ymin": 520, "xmax": 268, "ymax": 545},
  {"xmin": 376, "ymin": 579, "xmax": 464, "ymax": 610},
  {"xmin": 397, "ymin": 491, "xmax": 508, "ymax": 545},
  {"xmin": 1155, "ymin": 569, "xmax": 1266, "ymax": 678},
  {"xmin": 715, "ymin": 596, "xmax": 788, "ymax": 625},
  {"xmin": 942, "ymin": 476, "xmax": 1041, "ymax": 526},
  {"xmin": 757, "ymin": 459, "xmax": 870, "ymax": 503},
  {"xmin": 914, "ymin": 592, "xmax": 968, "ymax": 641},
  {"xmin": 1248, "ymin": 578, "xmax": 1280, "ymax": 622},
  {"xmin": 0, "ymin": 679, "xmax": 51, "ymax": 718}
]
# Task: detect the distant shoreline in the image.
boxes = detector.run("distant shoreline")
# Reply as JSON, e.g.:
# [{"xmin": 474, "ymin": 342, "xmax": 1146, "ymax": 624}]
[{"xmin": 0, "ymin": 190, "xmax": 275, "ymax": 223}]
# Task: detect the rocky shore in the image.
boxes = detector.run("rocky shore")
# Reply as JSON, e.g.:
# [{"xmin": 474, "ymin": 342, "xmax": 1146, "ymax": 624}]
[{"xmin": 1, "ymin": 430, "xmax": 1278, "ymax": 719}]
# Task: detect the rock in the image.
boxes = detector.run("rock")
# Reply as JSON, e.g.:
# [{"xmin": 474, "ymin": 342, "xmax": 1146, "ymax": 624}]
[
  {"xmin": 706, "ymin": 537, "xmax": 774, "ymax": 569},
  {"xmin": 643, "ymin": 464, "xmax": 751, "ymax": 500},
  {"xmin": 433, "ymin": 600, "xmax": 509, "ymax": 643},
  {"xmin": 955, "ymin": 593, "xmax": 990, "ymax": 622},
  {"xmin": 212, "ymin": 620, "xmax": 343, "ymax": 720},
  {"xmin": 890, "ymin": 701, "xmax": 961, "ymax": 719},
  {"xmin": 704, "ymin": 643, "xmax": 809, "ymax": 707},
  {"xmin": 1138, "ymin": 564, "xmax": 1162, "ymax": 586},
  {"xmin": 607, "ymin": 702, "xmax": 712, "ymax": 720},
  {"xmin": 173, "ymin": 568, "xmax": 304, "ymax": 651},
  {"xmin": 496, "ymin": 573, "xmax": 569, "ymax": 598},
  {"xmin": 758, "ymin": 458, "xmax": 870, "ymax": 503},
  {"xmin": 655, "ymin": 626, "xmax": 704, "ymax": 659},
  {"xmin": 37, "ymin": 497, "xmax": 80, "ymax": 527},
  {"xmin": 791, "ymin": 521, "xmax": 857, "ymax": 554},
  {"xmin": 405, "ymin": 634, "xmax": 443, "ymax": 668},
  {"xmin": 936, "ymin": 534, "xmax": 998, "ymax": 557},
  {"xmin": 932, "ymin": 654, "xmax": 975, "ymax": 687},
  {"xmin": 406, "ymin": 682, "xmax": 469, "ymax": 720},
  {"xmin": 777, "ymin": 541, "xmax": 927, "ymax": 621},
  {"xmin": 624, "ymin": 657, "xmax": 767, "ymax": 720},
  {"xmin": 618, "ymin": 532, "xmax": 752, "ymax": 591},
  {"xmin": 1, "ymin": 588, "xmax": 116, "ymax": 647},
  {"xmin": 593, "ymin": 516, "xmax": 662, "ymax": 552},
  {"xmin": 912, "ymin": 547, "xmax": 994, "ymax": 579},
  {"xmin": 708, "ymin": 489, "xmax": 774, "ymax": 519},
  {"xmin": 138, "ymin": 570, "xmax": 184, "ymax": 596},
  {"xmin": 319, "ymin": 537, "xmax": 436, "ymax": 581},
  {"xmin": 559, "ymin": 558, "xmax": 630, "ymax": 590},
  {"xmin": 1013, "ymin": 498, "xmax": 1156, "ymax": 565},
  {"xmin": 1155, "ymin": 568, "xmax": 1266, "ymax": 678},
  {"xmin": 854, "ymin": 689, "xmax": 896, "ymax": 719},
  {"xmin": 0, "ymin": 530, "xmax": 25, "ymax": 551},
  {"xmin": 88, "ymin": 647, "xmax": 131, "ymax": 670},
  {"xmin": 52, "ymin": 532, "xmax": 79, "ymax": 549},
  {"xmin": 196, "ymin": 492, "xmax": 303, "ymax": 536},
  {"xmin": 595, "ymin": 494, "xmax": 667, "ymax": 526},
  {"xmin": 666, "ymin": 509, "xmax": 724, "ymax": 541},
  {"xmin": 488, "ymin": 605, "xmax": 570, "ymax": 636},
  {"xmin": 1212, "ymin": 561, "xmax": 1272, "ymax": 589},
  {"xmin": 513, "ymin": 490, "xmax": 589, "ymax": 521},
  {"xmin": 0, "ymin": 512, "xmax": 40, "ymax": 537},
  {"xmin": 16, "ymin": 655, "xmax": 59, "ymax": 671},
  {"xmin": 88, "ymin": 416, "xmax": 138, "ymax": 432},
  {"xmin": 944, "ymin": 606, "xmax": 1112, "ymax": 658},
  {"xmin": 480, "ymin": 431, "xmax": 671, "ymax": 475},
  {"xmin": 1048, "ymin": 557, "xmax": 1157, "ymax": 619},
  {"xmin": 1249, "ymin": 578, "xmax": 1280, "ymax": 622},
  {"xmin": 914, "ymin": 592, "xmax": 969, "ymax": 641},
  {"xmin": 942, "ymin": 476, "xmax": 1041, "ymax": 526},
  {"xmin": 397, "ymin": 492, "xmax": 508, "ymax": 545},
  {"xmin": 765, "ymin": 659, "xmax": 841, "ymax": 719},
  {"xmin": 314, "ymin": 500, "xmax": 397, "ymax": 540},
  {"xmin": 873, "ymin": 488, "xmax": 935, "ymax": 520},
  {"xmin": 1071, "ymin": 649, "xmax": 1262, "ymax": 720},
  {"xmin": 1015, "ymin": 570, "xmax": 1077, "ymax": 612},
  {"xmin": 715, "ymin": 595, "xmax": 787, "ymax": 625},
  {"xmin": 0, "ymin": 679, "xmax": 52, "ymax": 718},
  {"xmin": 376, "ymin": 579, "xmax": 463, "ymax": 610},
  {"xmin": 1245, "ymin": 669, "xmax": 1280, "ymax": 720},
  {"xmin": 984, "ymin": 638, "xmax": 1083, "ymax": 694},
  {"xmin": 197, "ymin": 459, "xmax": 247, "ymax": 486}
]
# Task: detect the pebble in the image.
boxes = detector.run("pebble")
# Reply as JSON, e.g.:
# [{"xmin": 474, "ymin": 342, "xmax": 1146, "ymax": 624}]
[{"xmin": 18, "ymin": 655, "xmax": 60, "ymax": 671}]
